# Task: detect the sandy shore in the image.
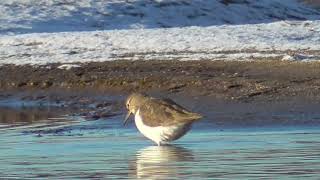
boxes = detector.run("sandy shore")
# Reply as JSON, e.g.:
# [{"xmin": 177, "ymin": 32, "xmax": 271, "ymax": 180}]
[{"xmin": 1, "ymin": 60, "xmax": 320, "ymax": 102}]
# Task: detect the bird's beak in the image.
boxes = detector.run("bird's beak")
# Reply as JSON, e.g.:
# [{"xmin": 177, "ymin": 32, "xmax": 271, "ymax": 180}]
[{"xmin": 123, "ymin": 111, "xmax": 132, "ymax": 126}]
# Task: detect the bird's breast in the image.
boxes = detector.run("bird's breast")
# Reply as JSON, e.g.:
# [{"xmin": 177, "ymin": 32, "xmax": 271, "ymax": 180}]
[{"xmin": 134, "ymin": 109, "xmax": 192, "ymax": 143}]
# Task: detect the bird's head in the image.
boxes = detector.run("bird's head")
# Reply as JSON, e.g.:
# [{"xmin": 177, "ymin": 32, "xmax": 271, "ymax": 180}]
[{"xmin": 123, "ymin": 93, "xmax": 147, "ymax": 126}]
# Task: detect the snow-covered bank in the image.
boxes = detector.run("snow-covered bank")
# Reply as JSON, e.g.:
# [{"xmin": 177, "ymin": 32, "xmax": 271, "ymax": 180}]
[
  {"xmin": 1, "ymin": 0, "xmax": 319, "ymax": 34},
  {"xmin": 0, "ymin": 0, "xmax": 320, "ymax": 65},
  {"xmin": 0, "ymin": 20, "xmax": 320, "ymax": 65}
]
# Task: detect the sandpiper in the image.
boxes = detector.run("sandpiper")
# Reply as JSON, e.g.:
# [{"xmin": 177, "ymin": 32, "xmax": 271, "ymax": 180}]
[{"xmin": 124, "ymin": 93, "xmax": 202, "ymax": 146}]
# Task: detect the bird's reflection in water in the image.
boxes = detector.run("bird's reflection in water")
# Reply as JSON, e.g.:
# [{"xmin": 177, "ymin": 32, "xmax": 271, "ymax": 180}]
[{"xmin": 130, "ymin": 145, "xmax": 194, "ymax": 179}]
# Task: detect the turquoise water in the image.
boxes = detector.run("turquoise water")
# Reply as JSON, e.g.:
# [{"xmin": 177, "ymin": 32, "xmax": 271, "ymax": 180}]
[{"xmin": 0, "ymin": 109, "xmax": 320, "ymax": 179}]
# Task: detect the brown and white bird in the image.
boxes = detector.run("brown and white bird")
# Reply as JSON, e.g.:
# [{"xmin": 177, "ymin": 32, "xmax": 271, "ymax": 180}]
[{"xmin": 124, "ymin": 93, "xmax": 202, "ymax": 146}]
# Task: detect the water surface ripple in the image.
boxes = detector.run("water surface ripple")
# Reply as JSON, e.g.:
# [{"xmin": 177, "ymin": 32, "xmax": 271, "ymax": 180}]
[{"xmin": 0, "ymin": 109, "xmax": 320, "ymax": 179}]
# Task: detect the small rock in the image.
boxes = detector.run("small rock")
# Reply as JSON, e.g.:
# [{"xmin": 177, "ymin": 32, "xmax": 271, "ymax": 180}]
[
  {"xmin": 17, "ymin": 82, "xmax": 27, "ymax": 87},
  {"xmin": 96, "ymin": 102, "xmax": 111, "ymax": 108},
  {"xmin": 42, "ymin": 81, "xmax": 53, "ymax": 88},
  {"xmin": 29, "ymin": 81, "xmax": 39, "ymax": 86}
]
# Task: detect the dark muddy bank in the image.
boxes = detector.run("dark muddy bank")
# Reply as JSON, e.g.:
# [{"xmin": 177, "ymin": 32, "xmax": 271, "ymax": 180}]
[{"xmin": 1, "ymin": 60, "xmax": 320, "ymax": 102}]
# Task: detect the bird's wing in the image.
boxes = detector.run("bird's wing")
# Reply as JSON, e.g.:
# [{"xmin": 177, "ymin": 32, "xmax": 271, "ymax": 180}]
[{"xmin": 139, "ymin": 98, "xmax": 202, "ymax": 127}]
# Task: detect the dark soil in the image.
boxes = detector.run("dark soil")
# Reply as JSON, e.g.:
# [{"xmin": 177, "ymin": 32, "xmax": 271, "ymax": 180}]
[{"xmin": 1, "ymin": 60, "xmax": 320, "ymax": 102}]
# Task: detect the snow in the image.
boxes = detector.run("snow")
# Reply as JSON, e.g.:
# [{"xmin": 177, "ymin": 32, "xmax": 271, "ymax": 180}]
[
  {"xmin": 57, "ymin": 64, "xmax": 81, "ymax": 70},
  {"xmin": 0, "ymin": 0, "xmax": 320, "ymax": 65},
  {"xmin": 1, "ymin": 0, "xmax": 319, "ymax": 34},
  {"xmin": 281, "ymin": 53, "xmax": 319, "ymax": 61}
]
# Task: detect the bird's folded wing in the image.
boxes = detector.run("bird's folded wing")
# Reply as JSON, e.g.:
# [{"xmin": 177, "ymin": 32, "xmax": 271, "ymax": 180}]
[{"xmin": 139, "ymin": 98, "xmax": 202, "ymax": 127}]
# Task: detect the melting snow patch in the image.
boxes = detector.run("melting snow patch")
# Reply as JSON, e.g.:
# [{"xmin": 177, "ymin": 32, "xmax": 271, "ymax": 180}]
[
  {"xmin": 58, "ymin": 64, "xmax": 81, "ymax": 70},
  {"xmin": 282, "ymin": 54, "xmax": 320, "ymax": 61}
]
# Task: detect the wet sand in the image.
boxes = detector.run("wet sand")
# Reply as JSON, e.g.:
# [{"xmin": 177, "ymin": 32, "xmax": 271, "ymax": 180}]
[{"xmin": 1, "ymin": 60, "xmax": 320, "ymax": 102}]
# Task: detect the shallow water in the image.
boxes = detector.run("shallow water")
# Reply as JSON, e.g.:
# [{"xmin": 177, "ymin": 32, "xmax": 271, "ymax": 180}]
[{"xmin": 0, "ymin": 106, "xmax": 320, "ymax": 179}]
